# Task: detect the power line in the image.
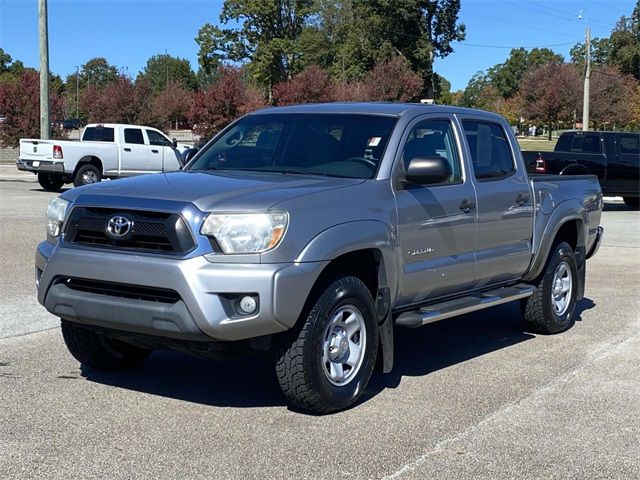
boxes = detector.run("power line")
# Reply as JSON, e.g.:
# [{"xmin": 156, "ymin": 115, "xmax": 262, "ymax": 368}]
[
  {"xmin": 499, "ymin": 0, "xmax": 615, "ymax": 32},
  {"xmin": 475, "ymin": 13, "xmax": 584, "ymax": 40},
  {"xmin": 452, "ymin": 41, "xmax": 579, "ymax": 49},
  {"xmin": 520, "ymin": 0, "xmax": 617, "ymax": 29}
]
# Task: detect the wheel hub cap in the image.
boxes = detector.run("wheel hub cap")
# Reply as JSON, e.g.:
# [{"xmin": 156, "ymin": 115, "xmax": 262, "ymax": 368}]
[
  {"xmin": 551, "ymin": 261, "xmax": 572, "ymax": 316},
  {"xmin": 322, "ymin": 305, "xmax": 367, "ymax": 386}
]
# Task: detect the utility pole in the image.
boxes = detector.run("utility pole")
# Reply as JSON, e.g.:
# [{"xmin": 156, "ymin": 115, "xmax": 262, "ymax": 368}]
[
  {"xmin": 75, "ymin": 65, "xmax": 79, "ymax": 119},
  {"xmin": 582, "ymin": 27, "xmax": 591, "ymax": 132},
  {"xmin": 39, "ymin": 0, "xmax": 50, "ymax": 139}
]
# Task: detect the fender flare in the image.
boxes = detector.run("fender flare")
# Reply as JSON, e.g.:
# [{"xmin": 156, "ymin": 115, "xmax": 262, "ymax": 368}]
[{"xmin": 524, "ymin": 200, "xmax": 588, "ymax": 281}]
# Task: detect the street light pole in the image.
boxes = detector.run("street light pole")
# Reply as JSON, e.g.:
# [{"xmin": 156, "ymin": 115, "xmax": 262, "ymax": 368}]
[
  {"xmin": 39, "ymin": 0, "xmax": 50, "ymax": 139},
  {"xmin": 582, "ymin": 26, "xmax": 591, "ymax": 131},
  {"xmin": 75, "ymin": 65, "xmax": 79, "ymax": 120}
]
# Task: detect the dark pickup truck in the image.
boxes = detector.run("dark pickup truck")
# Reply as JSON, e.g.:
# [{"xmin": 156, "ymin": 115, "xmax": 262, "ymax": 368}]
[{"xmin": 523, "ymin": 130, "xmax": 640, "ymax": 208}]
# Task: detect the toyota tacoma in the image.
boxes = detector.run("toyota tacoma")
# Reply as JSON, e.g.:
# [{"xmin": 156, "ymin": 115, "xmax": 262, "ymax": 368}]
[{"xmin": 36, "ymin": 103, "xmax": 604, "ymax": 413}]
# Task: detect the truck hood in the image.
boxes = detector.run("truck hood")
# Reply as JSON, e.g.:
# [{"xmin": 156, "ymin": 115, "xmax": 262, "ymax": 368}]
[{"xmin": 63, "ymin": 170, "xmax": 364, "ymax": 212}]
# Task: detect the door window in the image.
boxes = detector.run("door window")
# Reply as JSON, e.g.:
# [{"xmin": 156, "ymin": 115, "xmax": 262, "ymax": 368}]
[
  {"xmin": 462, "ymin": 121, "xmax": 515, "ymax": 180},
  {"xmin": 617, "ymin": 134, "xmax": 640, "ymax": 155},
  {"xmin": 402, "ymin": 119, "xmax": 462, "ymax": 184},
  {"xmin": 147, "ymin": 130, "xmax": 172, "ymax": 147},
  {"xmin": 570, "ymin": 133, "xmax": 601, "ymax": 153},
  {"xmin": 124, "ymin": 128, "xmax": 145, "ymax": 145}
]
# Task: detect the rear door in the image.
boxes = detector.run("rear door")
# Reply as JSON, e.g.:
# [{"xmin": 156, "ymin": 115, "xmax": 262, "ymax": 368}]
[
  {"xmin": 394, "ymin": 114, "xmax": 478, "ymax": 305},
  {"xmin": 460, "ymin": 117, "xmax": 533, "ymax": 287},
  {"xmin": 119, "ymin": 127, "xmax": 151, "ymax": 174}
]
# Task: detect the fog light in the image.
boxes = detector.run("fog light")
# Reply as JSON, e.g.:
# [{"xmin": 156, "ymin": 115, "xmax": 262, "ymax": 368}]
[{"xmin": 239, "ymin": 295, "xmax": 257, "ymax": 314}]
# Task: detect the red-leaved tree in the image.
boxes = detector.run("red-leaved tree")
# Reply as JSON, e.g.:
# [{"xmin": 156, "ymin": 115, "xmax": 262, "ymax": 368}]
[
  {"xmin": 273, "ymin": 66, "xmax": 334, "ymax": 105},
  {"xmin": 363, "ymin": 57, "xmax": 423, "ymax": 102},
  {"xmin": 189, "ymin": 67, "xmax": 265, "ymax": 140},
  {"xmin": 150, "ymin": 80, "xmax": 194, "ymax": 130},
  {"xmin": 0, "ymin": 70, "xmax": 65, "ymax": 147},
  {"xmin": 520, "ymin": 63, "xmax": 582, "ymax": 138},
  {"xmin": 589, "ymin": 65, "xmax": 637, "ymax": 128}
]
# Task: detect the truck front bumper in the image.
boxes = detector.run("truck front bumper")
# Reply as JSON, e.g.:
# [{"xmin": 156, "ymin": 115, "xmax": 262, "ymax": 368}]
[
  {"xmin": 17, "ymin": 159, "xmax": 65, "ymax": 173},
  {"xmin": 36, "ymin": 241, "xmax": 327, "ymax": 342},
  {"xmin": 586, "ymin": 226, "xmax": 604, "ymax": 259}
]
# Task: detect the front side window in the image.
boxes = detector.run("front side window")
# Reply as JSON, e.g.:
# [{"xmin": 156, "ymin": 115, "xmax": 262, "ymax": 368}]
[
  {"xmin": 124, "ymin": 128, "xmax": 144, "ymax": 145},
  {"xmin": 187, "ymin": 114, "xmax": 397, "ymax": 179},
  {"xmin": 147, "ymin": 130, "xmax": 172, "ymax": 147},
  {"xmin": 402, "ymin": 119, "xmax": 462, "ymax": 184},
  {"xmin": 462, "ymin": 121, "xmax": 515, "ymax": 180}
]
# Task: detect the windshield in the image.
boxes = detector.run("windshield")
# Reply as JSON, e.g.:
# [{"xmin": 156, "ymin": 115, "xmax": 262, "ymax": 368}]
[{"xmin": 187, "ymin": 113, "xmax": 397, "ymax": 179}]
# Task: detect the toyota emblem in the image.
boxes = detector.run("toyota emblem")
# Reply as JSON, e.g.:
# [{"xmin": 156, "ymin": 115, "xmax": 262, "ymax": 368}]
[{"xmin": 107, "ymin": 215, "xmax": 133, "ymax": 237}]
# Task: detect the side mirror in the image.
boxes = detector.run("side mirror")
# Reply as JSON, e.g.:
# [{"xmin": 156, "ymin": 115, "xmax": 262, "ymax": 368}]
[
  {"xmin": 405, "ymin": 156, "xmax": 452, "ymax": 185},
  {"xmin": 172, "ymin": 138, "xmax": 178, "ymax": 148}
]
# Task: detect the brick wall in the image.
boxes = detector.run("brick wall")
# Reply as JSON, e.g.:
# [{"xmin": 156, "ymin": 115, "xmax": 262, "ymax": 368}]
[{"xmin": 0, "ymin": 148, "xmax": 18, "ymax": 164}]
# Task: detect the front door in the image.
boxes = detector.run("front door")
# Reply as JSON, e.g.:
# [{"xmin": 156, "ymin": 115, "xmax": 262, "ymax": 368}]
[
  {"xmin": 460, "ymin": 118, "xmax": 533, "ymax": 287},
  {"xmin": 609, "ymin": 133, "xmax": 640, "ymax": 195},
  {"xmin": 395, "ymin": 116, "xmax": 478, "ymax": 305}
]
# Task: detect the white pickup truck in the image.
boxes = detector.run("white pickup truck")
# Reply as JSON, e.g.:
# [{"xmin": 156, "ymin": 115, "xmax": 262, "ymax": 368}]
[{"xmin": 17, "ymin": 123, "xmax": 183, "ymax": 191}]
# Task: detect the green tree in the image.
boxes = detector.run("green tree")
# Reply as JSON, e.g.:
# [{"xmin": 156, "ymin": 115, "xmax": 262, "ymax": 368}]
[
  {"xmin": 318, "ymin": 0, "xmax": 465, "ymax": 97},
  {"xmin": 138, "ymin": 54, "xmax": 198, "ymax": 91},
  {"xmin": 488, "ymin": 48, "xmax": 563, "ymax": 99},
  {"xmin": 79, "ymin": 57, "xmax": 119, "ymax": 88},
  {"xmin": 195, "ymin": 0, "xmax": 315, "ymax": 96}
]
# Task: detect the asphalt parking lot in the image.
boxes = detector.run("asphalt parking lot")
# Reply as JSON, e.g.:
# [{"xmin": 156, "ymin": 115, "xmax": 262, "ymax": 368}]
[{"xmin": 0, "ymin": 175, "xmax": 638, "ymax": 479}]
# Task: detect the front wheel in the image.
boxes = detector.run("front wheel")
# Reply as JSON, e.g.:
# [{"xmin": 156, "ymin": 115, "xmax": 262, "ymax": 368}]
[
  {"xmin": 275, "ymin": 276, "xmax": 379, "ymax": 413},
  {"xmin": 37, "ymin": 172, "xmax": 64, "ymax": 191},
  {"xmin": 522, "ymin": 241, "xmax": 578, "ymax": 334},
  {"xmin": 61, "ymin": 320, "xmax": 151, "ymax": 370},
  {"xmin": 73, "ymin": 164, "xmax": 101, "ymax": 187}
]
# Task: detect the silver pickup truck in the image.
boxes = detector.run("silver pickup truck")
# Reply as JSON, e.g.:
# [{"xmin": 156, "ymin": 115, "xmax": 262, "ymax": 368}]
[{"xmin": 36, "ymin": 103, "xmax": 604, "ymax": 413}]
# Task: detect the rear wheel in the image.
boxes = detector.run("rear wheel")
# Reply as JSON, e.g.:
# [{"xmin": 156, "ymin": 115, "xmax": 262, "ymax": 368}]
[
  {"xmin": 37, "ymin": 172, "xmax": 64, "ymax": 191},
  {"xmin": 275, "ymin": 276, "xmax": 379, "ymax": 413},
  {"xmin": 73, "ymin": 164, "xmax": 101, "ymax": 187},
  {"xmin": 522, "ymin": 241, "xmax": 578, "ymax": 334},
  {"xmin": 623, "ymin": 197, "xmax": 639, "ymax": 209},
  {"xmin": 61, "ymin": 320, "xmax": 150, "ymax": 370}
]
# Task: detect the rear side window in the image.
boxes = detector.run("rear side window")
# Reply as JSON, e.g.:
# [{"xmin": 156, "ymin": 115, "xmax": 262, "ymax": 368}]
[
  {"xmin": 462, "ymin": 121, "xmax": 515, "ymax": 180},
  {"xmin": 570, "ymin": 133, "xmax": 601, "ymax": 153},
  {"xmin": 555, "ymin": 133, "xmax": 573, "ymax": 151},
  {"xmin": 83, "ymin": 127, "xmax": 114, "ymax": 142},
  {"xmin": 617, "ymin": 134, "xmax": 640, "ymax": 155},
  {"xmin": 124, "ymin": 128, "xmax": 145, "ymax": 145}
]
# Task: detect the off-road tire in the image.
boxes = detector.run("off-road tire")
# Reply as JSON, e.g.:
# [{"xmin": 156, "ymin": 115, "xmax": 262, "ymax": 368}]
[
  {"xmin": 522, "ymin": 241, "xmax": 578, "ymax": 334},
  {"xmin": 623, "ymin": 197, "xmax": 639, "ymax": 209},
  {"xmin": 61, "ymin": 320, "xmax": 150, "ymax": 370},
  {"xmin": 37, "ymin": 172, "xmax": 64, "ymax": 191},
  {"xmin": 275, "ymin": 276, "xmax": 379, "ymax": 414},
  {"xmin": 73, "ymin": 164, "xmax": 101, "ymax": 187}
]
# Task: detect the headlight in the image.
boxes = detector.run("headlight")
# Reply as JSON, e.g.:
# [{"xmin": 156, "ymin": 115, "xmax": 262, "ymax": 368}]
[
  {"xmin": 46, "ymin": 196, "xmax": 69, "ymax": 238},
  {"xmin": 201, "ymin": 212, "xmax": 288, "ymax": 254}
]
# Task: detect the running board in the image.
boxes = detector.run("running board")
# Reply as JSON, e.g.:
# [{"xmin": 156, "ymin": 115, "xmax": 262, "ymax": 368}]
[{"xmin": 395, "ymin": 284, "xmax": 534, "ymax": 328}]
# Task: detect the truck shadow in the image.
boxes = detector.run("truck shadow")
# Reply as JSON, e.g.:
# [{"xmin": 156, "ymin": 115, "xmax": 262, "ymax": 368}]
[{"xmin": 81, "ymin": 298, "xmax": 596, "ymax": 411}]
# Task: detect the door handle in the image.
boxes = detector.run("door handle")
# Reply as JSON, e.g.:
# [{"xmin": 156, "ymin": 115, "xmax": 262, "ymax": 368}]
[
  {"xmin": 515, "ymin": 193, "xmax": 530, "ymax": 205},
  {"xmin": 123, "ymin": 147, "xmax": 131, "ymax": 152},
  {"xmin": 151, "ymin": 149, "xmax": 159, "ymax": 154},
  {"xmin": 459, "ymin": 199, "xmax": 475, "ymax": 212}
]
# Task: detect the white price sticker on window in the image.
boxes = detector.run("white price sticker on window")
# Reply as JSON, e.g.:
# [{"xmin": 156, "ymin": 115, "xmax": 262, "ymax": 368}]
[{"xmin": 368, "ymin": 137, "xmax": 381, "ymax": 147}]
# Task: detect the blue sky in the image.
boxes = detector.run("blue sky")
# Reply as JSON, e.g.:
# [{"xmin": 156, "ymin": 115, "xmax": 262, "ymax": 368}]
[{"xmin": 0, "ymin": 0, "xmax": 635, "ymax": 91}]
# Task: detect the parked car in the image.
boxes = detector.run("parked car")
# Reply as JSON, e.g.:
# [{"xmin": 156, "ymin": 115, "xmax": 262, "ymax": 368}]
[
  {"xmin": 0, "ymin": 114, "xmax": 7, "ymax": 124},
  {"xmin": 17, "ymin": 123, "xmax": 183, "ymax": 191},
  {"xmin": 522, "ymin": 130, "xmax": 640, "ymax": 208},
  {"xmin": 35, "ymin": 103, "xmax": 604, "ymax": 413},
  {"xmin": 61, "ymin": 118, "xmax": 81, "ymax": 130}
]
